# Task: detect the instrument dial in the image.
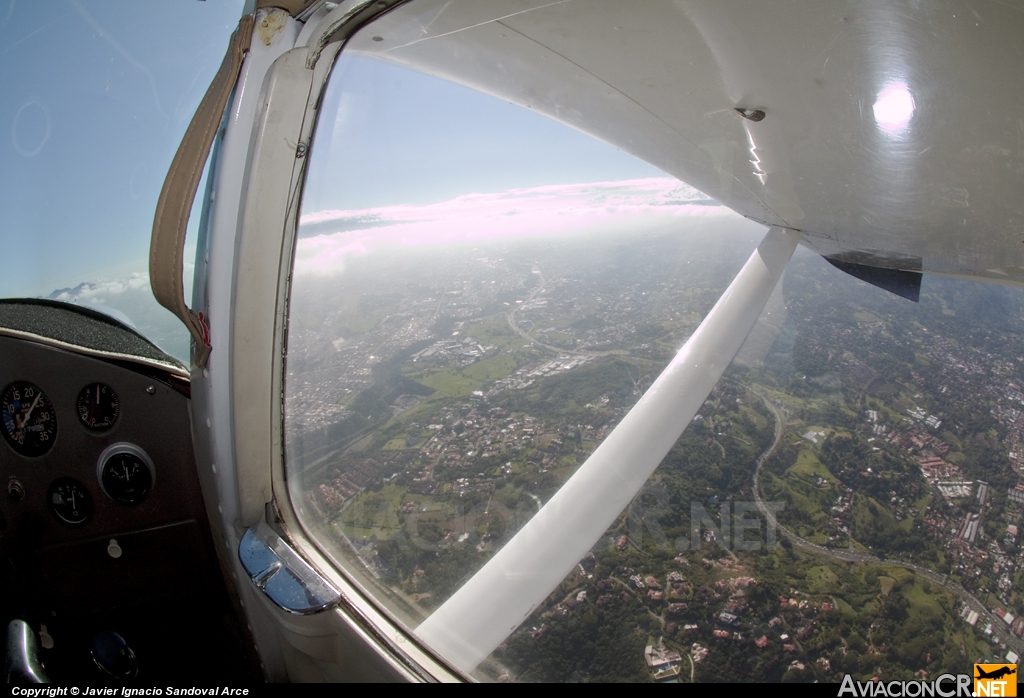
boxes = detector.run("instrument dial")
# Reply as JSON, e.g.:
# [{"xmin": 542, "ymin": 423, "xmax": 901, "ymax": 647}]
[
  {"xmin": 96, "ymin": 443, "xmax": 155, "ymax": 505},
  {"xmin": 1, "ymin": 381, "xmax": 57, "ymax": 457},
  {"xmin": 48, "ymin": 478, "xmax": 93, "ymax": 526},
  {"xmin": 77, "ymin": 383, "xmax": 120, "ymax": 431}
]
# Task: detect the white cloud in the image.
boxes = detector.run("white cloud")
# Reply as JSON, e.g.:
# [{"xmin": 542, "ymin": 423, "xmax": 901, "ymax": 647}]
[
  {"xmin": 47, "ymin": 269, "xmax": 192, "ymax": 363},
  {"xmin": 50, "ymin": 272, "xmax": 151, "ymax": 304},
  {"xmin": 296, "ymin": 178, "xmax": 727, "ymax": 276}
]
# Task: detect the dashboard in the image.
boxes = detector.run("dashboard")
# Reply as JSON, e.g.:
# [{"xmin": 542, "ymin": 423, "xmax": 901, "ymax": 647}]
[
  {"xmin": 0, "ymin": 299, "xmax": 250, "ymax": 677},
  {"xmin": 0, "ymin": 333, "xmax": 218, "ymax": 610}
]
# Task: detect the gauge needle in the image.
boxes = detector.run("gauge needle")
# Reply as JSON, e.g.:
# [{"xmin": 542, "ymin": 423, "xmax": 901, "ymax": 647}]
[{"xmin": 17, "ymin": 393, "xmax": 42, "ymax": 430}]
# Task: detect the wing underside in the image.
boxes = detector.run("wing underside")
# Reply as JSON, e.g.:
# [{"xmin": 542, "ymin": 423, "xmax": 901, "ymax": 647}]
[{"xmin": 346, "ymin": 0, "xmax": 1024, "ymax": 286}]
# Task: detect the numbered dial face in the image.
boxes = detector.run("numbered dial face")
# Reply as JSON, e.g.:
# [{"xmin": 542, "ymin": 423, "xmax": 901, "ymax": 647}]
[
  {"xmin": 97, "ymin": 444, "xmax": 154, "ymax": 505},
  {"xmin": 48, "ymin": 478, "xmax": 93, "ymax": 526},
  {"xmin": 76, "ymin": 383, "xmax": 120, "ymax": 431},
  {"xmin": 1, "ymin": 381, "xmax": 57, "ymax": 457}
]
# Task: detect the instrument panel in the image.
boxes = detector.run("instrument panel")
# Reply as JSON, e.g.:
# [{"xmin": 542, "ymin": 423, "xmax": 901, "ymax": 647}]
[
  {"xmin": 1, "ymin": 378, "xmax": 152, "ymax": 522},
  {"xmin": 0, "ymin": 333, "xmax": 214, "ymax": 611}
]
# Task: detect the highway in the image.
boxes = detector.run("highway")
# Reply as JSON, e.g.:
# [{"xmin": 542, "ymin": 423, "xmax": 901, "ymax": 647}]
[
  {"xmin": 504, "ymin": 266, "xmax": 615, "ymax": 358},
  {"xmin": 747, "ymin": 386, "xmax": 1024, "ymax": 657}
]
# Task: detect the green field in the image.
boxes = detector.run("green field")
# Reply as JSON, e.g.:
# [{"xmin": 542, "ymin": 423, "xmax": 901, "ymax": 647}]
[
  {"xmin": 414, "ymin": 368, "xmax": 480, "ymax": 397},
  {"xmin": 461, "ymin": 354, "xmax": 518, "ymax": 382},
  {"xmin": 337, "ymin": 483, "xmax": 407, "ymax": 540},
  {"xmin": 879, "ymin": 575, "xmax": 897, "ymax": 596},
  {"xmin": 852, "ymin": 494, "xmax": 900, "ymax": 539},
  {"xmin": 412, "ymin": 354, "xmax": 519, "ymax": 397},
  {"xmin": 807, "ymin": 565, "xmax": 840, "ymax": 593},
  {"xmin": 786, "ymin": 448, "xmax": 836, "ymax": 485},
  {"xmin": 902, "ymin": 578, "xmax": 946, "ymax": 619},
  {"xmin": 739, "ymin": 404, "xmax": 767, "ymax": 430},
  {"xmin": 762, "ymin": 444, "xmax": 839, "ymax": 542},
  {"xmin": 466, "ymin": 315, "xmax": 528, "ymax": 350}
]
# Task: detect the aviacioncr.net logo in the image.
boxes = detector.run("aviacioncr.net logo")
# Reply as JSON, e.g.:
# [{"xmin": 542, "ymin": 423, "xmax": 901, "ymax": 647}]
[
  {"xmin": 838, "ymin": 673, "xmax": 972, "ymax": 697},
  {"xmin": 974, "ymin": 664, "xmax": 1017, "ymax": 697}
]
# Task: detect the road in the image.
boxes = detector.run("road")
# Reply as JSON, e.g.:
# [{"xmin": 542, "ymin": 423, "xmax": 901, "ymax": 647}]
[
  {"xmin": 747, "ymin": 386, "xmax": 1024, "ymax": 657},
  {"xmin": 505, "ymin": 266, "xmax": 615, "ymax": 358}
]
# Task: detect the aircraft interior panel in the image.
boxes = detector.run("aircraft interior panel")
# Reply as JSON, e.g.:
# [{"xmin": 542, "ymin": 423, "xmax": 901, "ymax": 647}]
[{"xmin": 0, "ymin": 299, "xmax": 261, "ymax": 683}]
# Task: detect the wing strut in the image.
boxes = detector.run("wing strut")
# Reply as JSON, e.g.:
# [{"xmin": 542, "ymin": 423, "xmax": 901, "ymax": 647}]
[{"xmin": 416, "ymin": 227, "xmax": 801, "ymax": 672}]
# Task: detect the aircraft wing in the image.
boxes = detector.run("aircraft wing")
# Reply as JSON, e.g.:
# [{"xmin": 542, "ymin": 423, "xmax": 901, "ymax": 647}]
[{"xmin": 344, "ymin": 0, "xmax": 1024, "ymax": 286}]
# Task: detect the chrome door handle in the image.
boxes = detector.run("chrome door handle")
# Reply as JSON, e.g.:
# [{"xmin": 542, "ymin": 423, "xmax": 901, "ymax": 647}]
[{"xmin": 238, "ymin": 521, "xmax": 340, "ymax": 615}]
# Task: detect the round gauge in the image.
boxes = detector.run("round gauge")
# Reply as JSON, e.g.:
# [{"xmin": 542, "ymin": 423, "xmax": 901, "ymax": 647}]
[
  {"xmin": 1, "ymin": 381, "xmax": 57, "ymax": 457},
  {"xmin": 96, "ymin": 443, "xmax": 155, "ymax": 505},
  {"xmin": 76, "ymin": 383, "xmax": 120, "ymax": 431},
  {"xmin": 48, "ymin": 477, "xmax": 93, "ymax": 526}
]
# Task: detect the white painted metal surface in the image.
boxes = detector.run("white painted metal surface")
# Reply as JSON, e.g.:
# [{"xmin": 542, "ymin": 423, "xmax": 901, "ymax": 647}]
[
  {"xmin": 198, "ymin": 6, "xmax": 299, "ymax": 538},
  {"xmin": 189, "ymin": 7, "xmax": 303, "ymax": 681},
  {"xmin": 416, "ymin": 226, "xmax": 801, "ymax": 672},
  {"xmin": 349, "ymin": 0, "xmax": 1024, "ymax": 283},
  {"xmin": 192, "ymin": 1, "xmax": 465, "ymax": 682}
]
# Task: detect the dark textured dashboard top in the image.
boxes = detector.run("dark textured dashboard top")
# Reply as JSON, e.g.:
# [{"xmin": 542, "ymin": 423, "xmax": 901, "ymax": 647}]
[{"xmin": 0, "ymin": 298, "xmax": 185, "ymax": 370}]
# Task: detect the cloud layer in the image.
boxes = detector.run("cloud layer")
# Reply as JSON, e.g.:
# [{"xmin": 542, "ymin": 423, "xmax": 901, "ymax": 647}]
[
  {"xmin": 296, "ymin": 178, "xmax": 728, "ymax": 276},
  {"xmin": 49, "ymin": 273, "xmax": 152, "ymax": 306},
  {"xmin": 48, "ymin": 269, "xmax": 193, "ymax": 363}
]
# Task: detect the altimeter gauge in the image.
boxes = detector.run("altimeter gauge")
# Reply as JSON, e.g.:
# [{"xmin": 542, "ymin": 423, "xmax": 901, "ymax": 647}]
[
  {"xmin": 1, "ymin": 381, "xmax": 57, "ymax": 457},
  {"xmin": 96, "ymin": 443, "xmax": 155, "ymax": 505},
  {"xmin": 77, "ymin": 383, "xmax": 119, "ymax": 431},
  {"xmin": 48, "ymin": 478, "xmax": 93, "ymax": 526}
]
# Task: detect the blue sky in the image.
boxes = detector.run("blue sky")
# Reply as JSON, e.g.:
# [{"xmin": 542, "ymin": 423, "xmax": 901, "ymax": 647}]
[
  {"xmin": 0, "ymin": 0, "xmax": 243, "ymax": 299},
  {"xmin": 0, "ymin": 1, "xmax": 674, "ymax": 359},
  {"xmin": 303, "ymin": 53, "xmax": 665, "ymax": 214},
  {"xmin": 1, "ymin": 3, "xmax": 660, "ymax": 300}
]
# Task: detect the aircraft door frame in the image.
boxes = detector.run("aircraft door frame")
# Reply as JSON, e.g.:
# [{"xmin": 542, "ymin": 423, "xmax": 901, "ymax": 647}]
[{"xmin": 188, "ymin": 0, "xmax": 463, "ymax": 682}]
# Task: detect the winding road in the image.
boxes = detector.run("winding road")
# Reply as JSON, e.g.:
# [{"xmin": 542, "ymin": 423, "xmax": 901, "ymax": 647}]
[
  {"xmin": 747, "ymin": 386, "xmax": 1024, "ymax": 657},
  {"xmin": 505, "ymin": 266, "xmax": 616, "ymax": 358}
]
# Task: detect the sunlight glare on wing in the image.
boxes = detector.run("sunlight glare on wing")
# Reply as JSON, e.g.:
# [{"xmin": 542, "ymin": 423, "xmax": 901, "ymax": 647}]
[{"xmin": 873, "ymin": 82, "xmax": 915, "ymax": 133}]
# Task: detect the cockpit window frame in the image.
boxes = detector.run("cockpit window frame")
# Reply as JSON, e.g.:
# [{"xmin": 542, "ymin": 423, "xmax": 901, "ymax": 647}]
[{"xmin": 225, "ymin": 0, "xmax": 471, "ymax": 682}]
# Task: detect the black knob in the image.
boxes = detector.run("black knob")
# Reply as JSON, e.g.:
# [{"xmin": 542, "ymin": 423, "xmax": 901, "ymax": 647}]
[{"xmin": 90, "ymin": 631, "xmax": 138, "ymax": 679}]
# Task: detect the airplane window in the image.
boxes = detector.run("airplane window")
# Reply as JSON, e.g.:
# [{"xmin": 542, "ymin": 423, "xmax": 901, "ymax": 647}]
[
  {"xmin": 284, "ymin": 49, "xmax": 765, "ymax": 677},
  {"xmin": 284, "ymin": 7, "xmax": 1024, "ymax": 683},
  {"xmin": 0, "ymin": 2, "xmax": 243, "ymax": 363}
]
